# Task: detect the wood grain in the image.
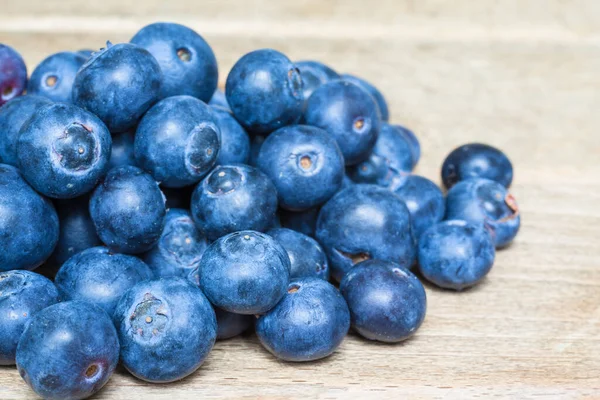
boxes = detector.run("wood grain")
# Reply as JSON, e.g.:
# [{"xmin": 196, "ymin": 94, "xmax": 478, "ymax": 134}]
[{"xmin": 1, "ymin": 1, "xmax": 599, "ymax": 399}]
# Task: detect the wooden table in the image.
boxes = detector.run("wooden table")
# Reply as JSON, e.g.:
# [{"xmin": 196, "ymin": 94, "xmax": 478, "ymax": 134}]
[{"xmin": 1, "ymin": 1, "xmax": 599, "ymax": 398}]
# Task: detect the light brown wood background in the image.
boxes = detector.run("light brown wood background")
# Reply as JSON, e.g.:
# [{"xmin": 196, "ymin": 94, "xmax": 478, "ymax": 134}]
[{"xmin": 1, "ymin": 1, "xmax": 599, "ymax": 398}]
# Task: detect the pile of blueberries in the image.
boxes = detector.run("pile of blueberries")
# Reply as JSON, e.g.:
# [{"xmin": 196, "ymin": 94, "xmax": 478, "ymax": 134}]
[{"xmin": 0, "ymin": 21, "xmax": 520, "ymax": 400}]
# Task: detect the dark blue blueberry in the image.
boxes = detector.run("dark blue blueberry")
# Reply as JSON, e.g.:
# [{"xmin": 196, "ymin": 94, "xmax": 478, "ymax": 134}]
[
  {"xmin": 257, "ymin": 125, "xmax": 344, "ymax": 211},
  {"xmin": 212, "ymin": 105, "xmax": 250, "ymax": 165},
  {"xmin": 90, "ymin": 166, "xmax": 166, "ymax": 254},
  {"xmin": 418, "ymin": 220, "xmax": 496, "ymax": 290},
  {"xmin": 0, "ymin": 94, "xmax": 51, "ymax": 166},
  {"xmin": 191, "ymin": 164, "xmax": 278, "ymax": 241},
  {"xmin": 209, "ymin": 88, "xmax": 230, "ymax": 110},
  {"xmin": 108, "ymin": 130, "xmax": 136, "ymax": 170},
  {"xmin": 395, "ymin": 124, "xmax": 420, "ymax": 168},
  {"xmin": 72, "ymin": 42, "xmax": 162, "ymax": 133},
  {"xmin": 225, "ymin": 49, "xmax": 303, "ymax": 134},
  {"xmin": 316, "ymin": 184, "xmax": 416, "ymax": 282},
  {"xmin": 267, "ymin": 228, "xmax": 329, "ymax": 280},
  {"xmin": 445, "ymin": 178, "xmax": 520, "ymax": 248},
  {"xmin": 113, "ymin": 278, "xmax": 217, "ymax": 383},
  {"xmin": 248, "ymin": 134, "xmax": 266, "ymax": 166},
  {"xmin": 393, "ymin": 175, "xmax": 445, "ymax": 239},
  {"xmin": 279, "ymin": 207, "xmax": 319, "ymax": 237},
  {"xmin": 161, "ymin": 184, "xmax": 193, "ymax": 210},
  {"xmin": 134, "ymin": 95, "xmax": 220, "ymax": 187},
  {"xmin": 0, "ymin": 271, "xmax": 59, "ymax": 365},
  {"xmin": 143, "ymin": 208, "xmax": 208, "ymax": 279},
  {"xmin": 0, "ymin": 44, "xmax": 27, "ymax": 106},
  {"xmin": 341, "ymin": 73, "xmax": 389, "ymax": 121},
  {"xmin": 256, "ymin": 278, "xmax": 349, "ymax": 362},
  {"xmin": 295, "ymin": 60, "xmax": 339, "ymax": 100},
  {"xmin": 347, "ymin": 123, "xmax": 414, "ymax": 187},
  {"xmin": 198, "ymin": 231, "xmax": 290, "ymax": 314},
  {"xmin": 214, "ymin": 307, "xmax": 253, "ymax": 340},
  {"xmin": 55, "ymin": 247, "xmax": 153, "ymax": 315},
  {"xmin": 341, "ymin": 173, "xmax": 355, "ymax": 189},
  {"xmin": 340, "ymin": 260, "xmax": 426, "ymax": 342},
  {"xmin": 0, "ymin": 164, "xmax": 59, "ymax": 271},
  {"xmin": 27, "ymin": 51, "xmax": 87, "ymax": 103},
  {"xmin": 16, "ymin": 301, "xmax": 119, "ymax": 400},
  {"xmin": 17, "ymin": 102, "xmax": 112, "ymax": 199},
  {"xmin": 304, "ymin": 80, "xmax": 380, "ymax": 165},
  {"xmin": 442, "ymin": 143, "xmax": 513, "ymax": 189},
  {"xmin": 131, "ymin": 22, "xmax": 218, "ymax": 102}
]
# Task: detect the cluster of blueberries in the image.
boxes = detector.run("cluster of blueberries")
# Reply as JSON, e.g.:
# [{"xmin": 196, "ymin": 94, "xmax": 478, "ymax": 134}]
[{"xmin": 0, "ymin": 21, "xmax": 520, "ymax": 400}]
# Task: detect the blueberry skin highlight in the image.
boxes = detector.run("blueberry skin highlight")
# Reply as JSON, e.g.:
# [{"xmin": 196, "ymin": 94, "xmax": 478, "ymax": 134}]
[
  {"xmin": 199, "ymin": 231, "xmax": 290, "ymax": 314},
  {"xmin": 214, "ymin": 307, "xmax": 253, "ymax": 340},
  {"xmin": 90, "ymin": 166, "xmax": 166, "ymax": 254},
  {"xmin": 212, "ymin": 105, "xmax": 250, "ymax": 165},
  {"xmin": 393, "ymin": 175, "xmax": 445, "ymax": 239},
  {"xmin": 0, "ymin": 164, "xmax": 59, "ymax": 271},
  {"xmin": 257, "ymin": 124, "xmax": 345, "ymax": 211},
  {"xmin": 295, "ymin": 60, "xmax": 339, "ymax": 100},
  {"xmin": 0, "ymin": 271, "xmax": 59, "ymax": 365},
  {"xmin": 340, "ymin": 260, "xmax": 426, "ymax": 342},
  {"xmin": 304, "ymin": 80, "xmax": 381, "ymax": 165},
  {"xmin": 113, "ymin": 278, "xmax": 217, "ymax": 383},
  {"xmin": 191, "ymin": 164, "xmax": 278, "ymax": 241},
  {"xmin": 143, "ymin": 208, "xmax": 208, "ymax": 279},
  {"xmin": 442, "ymin": 143, "xmax": 513, "ymax": 189},
  {"xmin": 135, "ymin": 95, "xmax": 220, "ymax": 187},
  {"xmin": 16, "ymin": 301, "xmax": 119, "ymax": 400},
  {"xmin": 0, "ymin": 94, "xmax": 51, "ymax": 166},
  {"xmin": 55, "ymin": 247, "xmax": 153, "ymax": 315},
  {"xmin": 279, "ymin": 207, "xmax": 320, "ymax": 237},
  {"xmin": 348, "ymin": 123, "xmax": 414, "ymax": 187},
  {"xmin": 0, "ymin": 44, "xmax": 27, "ymax": 106},
  {"xmin": 418, "ymin": 220, "xmax": 496, "ymax": 290},
  {"xmin": 445, "ymin": 178, "xmax": 521, "ymax": 248},
  {"xmin": 108, "ymin": 130, "xmax": 136, "ymax": 170},
  {"xmin": 27, "ymin": 51, "xmax": 87, "ymax": 103},
  {"xmin": 316, "ymin": 184, "xmax": 416, "ymax": 282},
  {"xmin": 131, "ymin": 22, "xmax": 218, "ymax": 102},
  {"xmin": 341, "ymin": 73, "xmax": 389, "ymax": 121},
  {"xmin": 267, "ymin": 228, "xmax": 329, "ymax": 280},
  {"xmin": 209, "ymin": 89, "xmax": 230, "ymax": 110},
  {"xmin": 72, "ymin": 42, "xmax": 162, "ymax": 133},
  {"xmin": 226, "ymin": 49, "xmax": 303, "ymax": 134},
  {"xmin": 17, "ymin": 102, "xmax": 112, "ymax": 199}
]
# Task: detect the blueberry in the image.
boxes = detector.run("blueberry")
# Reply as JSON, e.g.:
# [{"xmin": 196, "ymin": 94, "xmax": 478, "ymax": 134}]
[
  {"xmin": 209, "ymin": 89, "xmax": 230, "ymax": 110},
  {"xmin": 90, "ymin": 166, "xmax": 166, "ymax": 254},
  {"xmin": 55, "ymin": 247, "xmax": 153, "ymax": 315},
  {"xmin": 0, "ymin": 94, "xmax": 52, "ymax": 166},
  {"xmin": 395, "ymin": 124, "xmax": 420, "ymax": 168},
  {"xmin": 393, "ymin": 175, "xmax": 445, "ymax": 239},
  {"xmin": 113, "ymin": 278, "xmax": 217, "ymax": 383},
  {"xmin": 279, "ymin": 207, "xmax": 320, "ymax": 237},
  {"xmin": 340, "ymin": 260, "xmax": 426, "ymax": 342},
  {"xmin": 341, "ymin": 73, "xmax": 389, "ymax": 121},
  {"xmin": 72, "ymin": 42, "xmax": 162, "ymax": 133},
  {"xmin": 418, "ymin": 220, "xmax": 496, "ymax": 290},
  {"xmin": 214, "ymin": 307, "xmax": 253, "ymax": 340},
  {"xmin": 445, "ymin": 178, "xmax": 520, "ymax": 248},
  {"xmin": 0, "ymin": 271, "xmax": 59, "ymax": 365},
  {"xmin": 347, "ymin": 123, "xmax": 414, "ymax": 187},
  {"xmin": 27, "ymin": 51, "xmax": 87, "ymax": 103},
  {"xmin": 135, "ymin": 95, "xmax": 220, "ymax": 187},
  {"xmin": 0, "ymin": 164, "xmax": 59, "ymax": 271},
  {"xmin": 267, "ymin": 228, "xmax": 329, "ymax": 280},
  {"xmin": 191, "ymin": 164, "xmax": 278, "ymax": 241},
  {"xmin": 316, "ymin": 184, "xmax": 416, "ymax": 282},
  {"xmin": 143, "ymin": 208, "xmax": 209, "ymax": 279},
  {"xmin": 131, "ymin": 22, "xmax": 218, "ymax": 102},
  {"xmin": 248, "ymin": 134, "xmax": 266, "ymax": 166},
  {"xmin": 108, "ymin": 130, "xmax": 136, "ymax": 170},
  {"xmin": 304, "ymin": 80, "xmax": 381, "ymax": 165},
  {"xmin": 212, "ymin": 105, "xmax": 250, "ymax": 165},
  {"xmin": 258, "ymin": 278, "xmax": 350, "ymax": 362},
  {"xmin": 226, "ymin": 49, "xmax": 303, "ymax": 134},
  {"xmin": 16, "ymin": 301, "xmax": 119, "ymax": 400},
  {"xmin": 295, "ymin": 60, "xmax": 339, "ymax": 100},
  {"xmin": 198, "ymin": 231, "xmax": 290, "ymax": 314},
  {"xmin": 442, "ymin": 143, "xmax": 513, "ymax": 189},
  {"xmin": 17, "ymin": 102, "xmax": 112, "ymax": 199},
  {"xmin": 0, "ymin": 44, "xmax": 27, "ymax": 106}
]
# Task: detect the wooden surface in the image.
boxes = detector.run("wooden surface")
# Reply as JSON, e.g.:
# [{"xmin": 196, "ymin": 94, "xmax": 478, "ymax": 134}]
[{"xmin": 1, "ymin": 1, "xmax": 599, "ymax": 398}]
